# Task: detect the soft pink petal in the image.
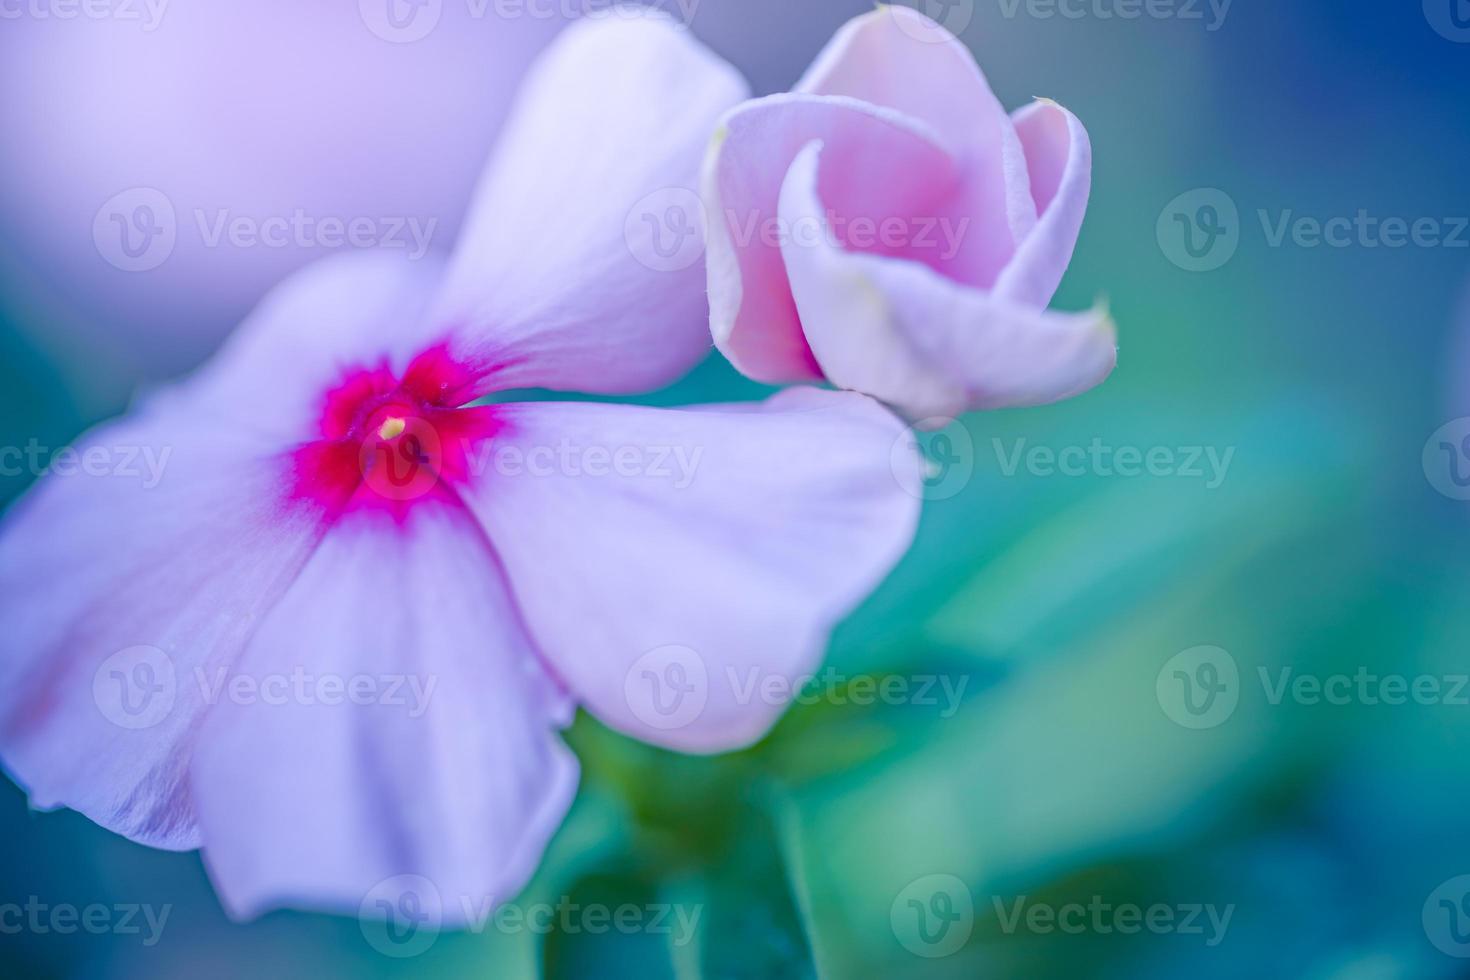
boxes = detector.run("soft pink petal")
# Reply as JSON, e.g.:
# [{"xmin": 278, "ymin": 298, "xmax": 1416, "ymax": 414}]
[
  {"xmin": 993, "ymin": 100, "xmax": 1093, "ymax": 308},
  {"xmin": 192, "ymin": 506, "xmax": 577, "ymax": 925},
  {"xmin": 849, "ymin": 258, "xmax": 1118, "ymax": 413},
  {"xmin": 781, "ymin": 143, "xmax": 1116, "ymax": 420},
  {"xmin": 796, "ymin": 6, "xmax": 1036, "ymax": 262},
  {"xmin": 430, "ymin": 15, "xmax": 749, "ymax": 397},
  {"xmin": 0, "ymin": 408, "xmax": 329, "ymax": 849},
  {"xmin": 457, "ymin": 389, "xmax": 921, "ymax": 753},
  {"xmin": 187, "ymin": 250, "xmax": 451, "ymax": 444},
  {"xmin": 0, "ymin": 251, "xmax": 452, "ymax": 848},
  {"xmin": 704, "ymin": 93, "xmax": 961, "ymax": 383}
]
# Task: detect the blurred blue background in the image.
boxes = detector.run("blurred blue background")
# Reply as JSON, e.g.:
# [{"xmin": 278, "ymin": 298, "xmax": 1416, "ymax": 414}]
[{"xmin": 3, "ymin": 1, "xmax": 1469, "ymax": 976}]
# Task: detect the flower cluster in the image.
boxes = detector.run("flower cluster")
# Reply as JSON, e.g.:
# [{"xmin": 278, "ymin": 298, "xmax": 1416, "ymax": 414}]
[{"xmin": 0, "ymin": 7, "xmax": 1113, "ymax": 925}]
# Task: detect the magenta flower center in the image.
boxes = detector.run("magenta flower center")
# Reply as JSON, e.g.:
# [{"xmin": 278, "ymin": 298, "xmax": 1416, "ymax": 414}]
[{"xmin": 291, "ymin": 344, "xmax": 498, "ymax": 519}]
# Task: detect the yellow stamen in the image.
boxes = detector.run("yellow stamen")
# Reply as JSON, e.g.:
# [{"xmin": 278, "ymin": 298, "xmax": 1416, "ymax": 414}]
[{"xmin": 378, "ymin": 416, "xmax": 407, "ymax": 440}]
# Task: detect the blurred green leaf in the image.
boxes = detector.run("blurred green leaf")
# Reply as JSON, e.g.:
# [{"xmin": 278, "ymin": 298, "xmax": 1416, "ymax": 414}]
[
  {"xmin": 768, "ymin": 413, "xmax": 1381, "ymax": 976},
  {"xmin": 542, "ymin": 871, "xmax": 678, "ymax": 980},
  {"xmin": 757, "ymin": 649, "xmax": 1003, "ymax": 785},
  {"xmin": 673, "ymin": 789, "xmax": 818, "ymax": 980}
]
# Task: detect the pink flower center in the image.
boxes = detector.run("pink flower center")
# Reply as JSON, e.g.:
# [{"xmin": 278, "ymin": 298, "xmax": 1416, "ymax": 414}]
[{"xmin": 291, "ymin": 344, "xmax": 499, "ymax": 520}]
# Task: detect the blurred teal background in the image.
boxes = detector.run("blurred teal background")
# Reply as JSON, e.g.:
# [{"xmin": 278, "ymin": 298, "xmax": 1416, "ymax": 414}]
[{"xmin": 3, "ymin": 1, "xmax": 1469, "ymax": 977}]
